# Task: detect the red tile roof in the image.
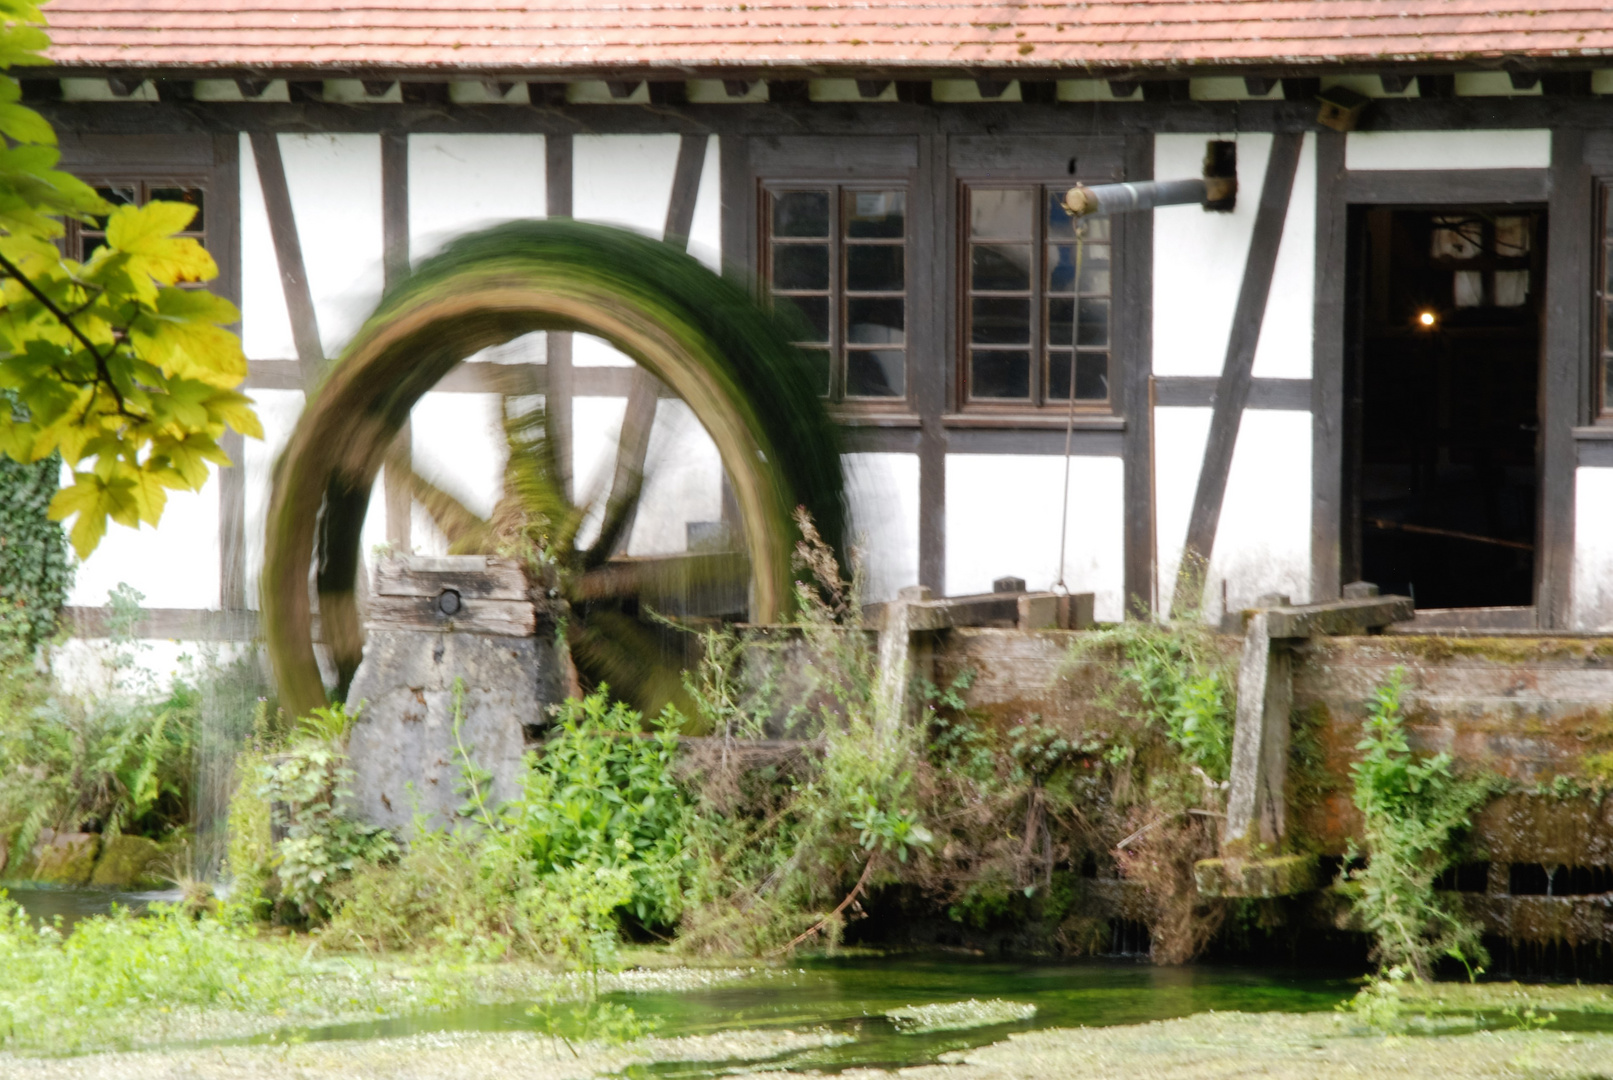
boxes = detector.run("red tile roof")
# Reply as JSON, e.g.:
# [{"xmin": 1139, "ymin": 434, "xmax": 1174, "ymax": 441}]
[{"xmin": 38, "ymin": 1, "xmax": 1613, "ymax": 76}]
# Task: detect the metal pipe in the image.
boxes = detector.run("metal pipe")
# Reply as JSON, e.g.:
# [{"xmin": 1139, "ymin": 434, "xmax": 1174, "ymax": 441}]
[{"xmin": 1061, "ymin": 177, "xmax": 1212, "ymax": 218}]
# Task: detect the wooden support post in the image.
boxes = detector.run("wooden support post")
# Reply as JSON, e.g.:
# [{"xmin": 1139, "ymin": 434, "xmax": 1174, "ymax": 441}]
[
  {"xmin": 546, "ymin": 134, "xmax": 575, "ymax": 501},
  {"xmin": 248, "ymin": 131, "xmax": 325, "ymax": 389},
  {"xmin": 380, "ymin": 131, "xmax": 412, "ymax": 553},
  {"xmin": 1223, "ymin": 609, "xmax": 1294, "ymax": 852},
  {"xmin": 875, "ymin": 585, "xmax": 931, "ymax": 737},
  {"xmin": 1171, "ymin": 132, "xmax": 1304, "ymax": 617}
]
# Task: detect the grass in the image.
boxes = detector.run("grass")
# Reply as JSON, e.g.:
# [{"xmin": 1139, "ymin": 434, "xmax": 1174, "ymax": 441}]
[{"xmin": 0, "ymin": 893, "xmax": 752, "ymax": 1058}]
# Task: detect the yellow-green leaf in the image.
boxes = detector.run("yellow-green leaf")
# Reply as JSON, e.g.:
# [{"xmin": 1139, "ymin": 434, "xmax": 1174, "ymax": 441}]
[{"xmin": 104, "ymin": 202, "xmax": 217, "ymax": 285}]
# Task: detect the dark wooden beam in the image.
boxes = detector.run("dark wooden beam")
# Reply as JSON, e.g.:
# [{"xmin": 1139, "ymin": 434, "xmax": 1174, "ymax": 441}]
[
  {"xmin": 1107, "ymin": 80, "xmax": 1139, "ymax": 99},
  {"xmin": 529, "ymin": 82, "xmax": 567, "ymax": 106},
  {"xmin": 1153, "ymin": 376, "xmax": 1313, "ymax": 410},
  {"xmin": 1120, "ymin": 134, "xmax": 1155, "ymax": 618},
  {"xmin": 1280, "ymin": 77, "xmax": 1320, "ymax": 101},
  {"xmin": 381, "ymin": 130, "xmax": 412, "ymax": 552},
  {"xmin": 361, "ymin": 79, "xmax": 397, "ymax": 98},
  {"xmin": 917, "ymin": 133, "xmax": 948, "ymax": 594},
  {"xmin": 856, "ymin": 79, "xmax": 892, "ymax": 100},
  {"xmin": 399, "ymin": 81, "xmax": 448, "ymax": 104},
  {"xmin": 1141, "ymin": 80, "xmax": 1190, "ymax": 102},
  {"xmin": 234, "ymin": 78, "xmax": 270, "ymax": 99},
  {"xmin": 974, "ymin": 78, "xmax": 1011, "ymax": 99},
  {"xmin": 1418, "ymin": 73, "xmax": 1456, "ymax": 98},
  {"xmin": 606, "ymin": 80, "xmax": 643, "ymax": 100},
  {"xmin": 546, "ymin": 132, "xmax": 575, "ymax": 501},
  {"xmin": 662, "ymin": 132, "xmax": 707, "ymax": 244},
  {"xmin": 1540, "ymin": 128, "xmax": 1590, "ymax": 628},
  {"xmin": 1378, "ymin": 74, "xmax": 1414, "ymax": 94},
  {"xmin": 36, "ymin": 95, "xmax": 1613, "ymax": 139},
  {"xmin": 105, "ymin": 77, "xmax": 145, "ymax": 98},
  {"xmin": 647, "ymin": 81, "xmax": 688, "ymax": 106},
  {"xmin": 248, "ymin": 131, "xmax": 325, "ymax": 387},
  {"xmin": 212, "ymin": 132, "xmax": 245, "ymax": 610},
  {"xmin": 1342, "ymin": 168, "xmax": 1550, "ymax": 204},
  {"xmin": 1170, "ymin": 131, "xmax": 1305, "ymax": 617},
  {"xmin": 1019, "ymin": 80, "xmax": 1056, "ymax": 104},
  {"xmin": 1509, "ymin": 71, "xmax": 1541, "ymax": 91},
  {"xmin": 895, "ymin": 81, "xmax": 932, "ymax": 105},
  {"xmin": 722, "ymin": 80, "xmax": 755, "ymax": 99},
  {"xmin": 1310, "ymin": 130, "xmax": 1347, "ymax": 603},
  {"xmin": 1243, "ymin": 77, "xmax": 1277, "ymax": 97}
]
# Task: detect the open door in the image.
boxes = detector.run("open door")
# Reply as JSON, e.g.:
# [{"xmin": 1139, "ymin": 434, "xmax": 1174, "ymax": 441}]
[{"xmin": 1346, "ymin": 207, "xmax": 1544, "ymax": 611}]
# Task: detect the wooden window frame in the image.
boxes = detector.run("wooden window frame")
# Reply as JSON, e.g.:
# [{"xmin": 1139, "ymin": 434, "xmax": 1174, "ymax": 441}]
[
  {"xmin": 1599, "ymin": 182, "xmax": 1613, "ymax": 417},
  {"xmin": 958, "ymin": 181, "xmax": 1114, "ymax": 411},
  {"xmin": 760, "ymin": 179, "xmax": 914, "ymax": 411},
  {"xmin": 63, "ymin": 176, "xmax": 211, "ymax": 266}
]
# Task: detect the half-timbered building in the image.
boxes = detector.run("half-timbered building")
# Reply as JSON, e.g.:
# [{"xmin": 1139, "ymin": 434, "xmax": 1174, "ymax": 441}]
[{"xmin": 27, "ymin": 0, "xmax": 1613, "ymax": 651}]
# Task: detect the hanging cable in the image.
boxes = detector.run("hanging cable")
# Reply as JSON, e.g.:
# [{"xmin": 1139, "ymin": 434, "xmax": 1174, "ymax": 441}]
[{"xmin": 1054, "ymin": 226, "xmax": 1085, "ymax": 593}]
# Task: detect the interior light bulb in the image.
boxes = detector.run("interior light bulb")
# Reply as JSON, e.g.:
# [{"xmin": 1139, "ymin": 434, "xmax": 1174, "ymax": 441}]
[{"xmin": 1418, "ymin": 311, "xmax": 1437, "ymax": 328}]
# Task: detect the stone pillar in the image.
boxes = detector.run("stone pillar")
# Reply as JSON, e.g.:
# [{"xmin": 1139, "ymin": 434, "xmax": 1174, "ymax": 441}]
[
  {"xmin": 345, "ymin": 556, "xmax": 565, "ymax": 835},
  {"xmin": 1223, "ymin": 604, "xmax": 1294, "ymax": 853}
]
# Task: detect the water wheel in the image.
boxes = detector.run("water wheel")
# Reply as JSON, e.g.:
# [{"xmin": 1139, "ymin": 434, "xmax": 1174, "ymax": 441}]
[{"xmin": 262, "ymin": 220, "xmax": 846, "ymax": 722}]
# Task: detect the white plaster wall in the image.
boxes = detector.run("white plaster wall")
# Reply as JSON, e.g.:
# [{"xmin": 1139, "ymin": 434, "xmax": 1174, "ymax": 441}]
[
  {"xmin": 242, "ymin": 388, "xmax": 306, "ymax": 608},
  {"xmin": 1572, "ymin": 467, "xmax": 1613, "ymax": 630},
  {"xmin": 408, "ymin": 133, "xmax": 546, "ymax": 262},
  {"xmin": 66, "ymin": 476, "xmax": 220, "ymax": 611},
  {"xmin": 1253, "ymin": 133, "xmax": 1316, "ymax": 379},
  {"xmin": 843, "ymin": 452, "xmax": 920, "ymax": 603},
  {"xmin": 408, "ymin": 392, "xmax": 508, "ymax": 558},
  {"xmin": 239, "ymin": 132, "xmax": 295, "ymax": 360},
  {"xmin": 1155, "ymin": 408, "xmax": 1313, "ymax": 622},
  {"xmin": 1153, "ymin": 132, "xmax": 1272, "ymax": 378},
  {"xmin": 626, "ymin": 399, "xmax": 725, "ymax": 557},
  {"xmin": 278, "ymin": 134, "xmax": 386, "ymax": 357},
  {"xmin": 1153, "ymin": 405, "xmax": 1211, "ymax": 614},
  {"xmin": 1345, "ymin": 130, "xmax": 1551, "ymax": 171},
  {"xmin": 1206, "ymin": 410, "xmax": 1313, "ymax": 617},
  {"xmin": 687, "ymin": 138, "xmax": 723, "ymax": 272},
  {"xmin": 572, "ymin": 134, "xmax": 682, "ymax": 368},
  {"xmin": 945, "ymin": 455, "xmax": 1125, "ymax": 621},
  {"xmin": 571, "ymin": 394, "xmax": 631, "ymax": 550}
]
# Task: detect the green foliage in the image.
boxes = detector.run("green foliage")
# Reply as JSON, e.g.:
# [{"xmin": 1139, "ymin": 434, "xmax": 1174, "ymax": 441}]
[
  {"xmin": 0, "ymin": 450, "xmax": 68, "ymax": 653},
  {"xmin": 0, "ymin": 5, "xmax": 259, "ymax": 556},
  {"xmin": 511, "ymin": 689, "xmax": 693, "ymax": 929},
  {"xmin": 1077, "ymin": 619, "xmax": 1235, "ymax": 782},
  {"xmin": 252, "ymin": 703, "xmax": 397, "ymax": 922},
  {"xmin": 1347, "ymin": 667, "xmax": 1490, "ymax": 979},
  {"xmin": 0, "ymin": 894, "xmax": 314, "ymax": 1055}
]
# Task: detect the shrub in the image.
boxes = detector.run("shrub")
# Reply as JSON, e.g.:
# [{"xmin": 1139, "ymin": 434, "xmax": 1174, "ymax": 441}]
[
  {"xmin": 0, "ymin": 452, "xmax": 71, "ymax": 657},
  {"xmin": 1347, "ymin": 667, "xmax": 1489, "ymax": 979}
]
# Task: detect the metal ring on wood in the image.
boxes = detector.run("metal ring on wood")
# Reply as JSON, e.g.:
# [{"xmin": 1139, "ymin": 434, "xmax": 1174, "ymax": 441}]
[{"xmin": 263, "ymin": 220, "xmax": 847, "ymax": 720}]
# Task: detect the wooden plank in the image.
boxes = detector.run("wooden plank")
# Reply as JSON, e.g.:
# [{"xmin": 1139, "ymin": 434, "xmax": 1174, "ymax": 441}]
[
  {"xmin": 1263, "ymin": 594, "xmax": 1414, "ymax": 638},
  {"xmin": 63, "ymin": 606, "xmax": 260, "ymax": 641},
  {"xmin": 1311, "ymin": 130, "xmax": 1348, "ymax": 605},
  {"xmin": 248, "ymin": 131, "xmax": 324, "ymax": 388},
  {"xmin": 1342, "ymin": 169, "xmax": 1551, "ymax": 204},
  {"xmin": 54, "ymin": 131, "xmax": 214, "ymax": 171},
  {"xmin": 365, "ymin": 595, "xmax": 537, "ymax": 636},
  {"xmin": 1153, "ymin": 376, "xmax": 1312, "ymax": 410},
  {"xmin": 211, "ymin": 131, "xmax": 246, "ymax": 610},
  {"xmin": 1120, "ymin": 134, "xmax": 1155, "ymax": 618},
  {"xmin": 917, "ymin": 133, "xmax": 948, "ymax": 594},
  {"xmin": 546, "ymin": 132, "xmax": 575, "ymax": 501},
  {"xmin": 1540, "ymin": 128, "xmax": 1590, "ymax": 629},
  {"xmin": 380, "ymin": 130, "xmax": 412, "ymax": 553},
  {"xmin": 750, "ymin": 134, "xmax": 919, "ymax": 173},
  {"xmin": 1395, "ymin": 605, "xmax": 1538, "ymax": 632},
  {"xmin": 245, "ymin": 358, "xmax": 546, "ymax": 395},
  {"xmin": 1577, "ymin": 429, "xmax": 1613, "ymax": 467},
  {"xmin": 373, "ymin": 555, "xmax": 529, "ymax": 600},
  {"xmin": 663, "ymin": 133, "xmax": 707, "ymax": 244},
  {"xmin": 1170, "ymin": 131, "xmax": 1305, "ymax": 617},
  {"xmin": 946, "ymin": 428, "xmax": 1124, "ymax": 456}
]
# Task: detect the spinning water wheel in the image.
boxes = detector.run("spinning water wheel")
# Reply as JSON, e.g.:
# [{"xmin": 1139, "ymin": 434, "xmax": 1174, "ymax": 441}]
[{"xmin": 262, "ymin": 220, "xmax": 847, "ymax": 722}]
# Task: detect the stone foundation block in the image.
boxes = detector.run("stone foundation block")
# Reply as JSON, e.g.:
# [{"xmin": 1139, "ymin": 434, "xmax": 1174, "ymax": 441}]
[{"xmin": 1194, "ymin": 854, "xmax": 1319, "ymax": 898}]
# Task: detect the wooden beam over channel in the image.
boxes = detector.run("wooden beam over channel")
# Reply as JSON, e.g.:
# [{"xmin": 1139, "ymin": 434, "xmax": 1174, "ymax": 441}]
[{"xmin": 1170, "ymin": 131, "xmax": 1305, "ymax": 618}]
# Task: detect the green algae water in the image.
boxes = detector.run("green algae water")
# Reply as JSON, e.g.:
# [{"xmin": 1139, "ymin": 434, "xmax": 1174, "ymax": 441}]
[{"xmin": 258, "ymin": 956, "xmax": 1355, "ymax": 1075}]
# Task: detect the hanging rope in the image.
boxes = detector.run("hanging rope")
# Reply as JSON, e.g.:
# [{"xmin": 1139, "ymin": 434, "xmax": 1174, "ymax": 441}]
[{"xmin": 1054, "ymin": 225, "xmax": 1086, "ymax": 593}]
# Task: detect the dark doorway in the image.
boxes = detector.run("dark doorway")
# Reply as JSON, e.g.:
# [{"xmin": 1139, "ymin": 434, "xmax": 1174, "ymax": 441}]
[{"xmin": 1346, "ymin": 207, "xmax": 1544, "ymax": 609}]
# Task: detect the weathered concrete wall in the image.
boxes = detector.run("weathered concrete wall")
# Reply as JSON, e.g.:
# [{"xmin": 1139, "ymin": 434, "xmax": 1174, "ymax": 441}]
[
  {"xmin": 345, "ymin": 630, "xmax": 560, "ymax": 834},
  {"xmin": 935, "ymin": 628, "xmax": 1613, "ymax": 857}
]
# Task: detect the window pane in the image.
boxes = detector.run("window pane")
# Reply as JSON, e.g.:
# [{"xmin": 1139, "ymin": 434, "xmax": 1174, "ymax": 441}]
[
  {"xmin": 972, "ymin": 350, "xmax": 1031, "ymax": 399},
  {"xmin": 845, "ymin": 190, "xmax": 904, "ymax": 238},
  {"xmin": 1048, "ymin": 297, "xmax": 1074, "ymax": 346},
  {"xmin": 773, "ymin": 190, "xmax": 830, "ymax": 237},
  {"xmin": 1495, "ymin": 215, "xmax": 1529, "ymax": 255},
  {"xmin": 801, "ymin": 348, "xmax": 832, "ymax": 396},
  {"xmin": 97, "ymin": 185, "xmax": 137, "ymax": 208},
  {"xmin": 780, "ymin": 295, "xmax": 831, "ymax": 342},
  {"xmin": 1048, "ymin": 350, "xmax": 1074, "ymax": 400},
  {"xmin": 1047, "ymin": 189, "xmax": 1077, "ymax": 240},
  {"xmin": 846, "ymin": 349, "xmax": 904, "ymax": 397},
  {"xmin": 1081, "ymin": 216, "xmax": 1111, "ymax": 243},
  {"xmin": 971, "ymin": 297, "xmax": 1030, "ymax": 344},
  {"xmin": 1495, "ymin": 270, "xmax": 1528, "ymax": 307},
  {"xmin": 1077, "ymin": 299, "xmax": 1110, "ymax": 348},
  {"xmin": 970, "ymin": 188, "xmax": 1034, "ymax": 239},
  {"xmin": 79, "ymin": 236, "xmax": 107, "ymax": 263},
  {"xmin": 847, "ymin": 297, "xmax": 904, "ymax": 344},
  {"xmin": 971, "ymin": 244, "xmax": 1031, "ymax": 291},
  {"xmin": 1079, "ymin": 245, "xmax": 1112, "ymax": 295},
  {"xmin": 846, "ymin": 244, "xmax": 904, "ymax": 292},
  {"xmin": 150, "ymin": 186, "xmax": 205, "ymax": 230},
  {"xmin": 1075, "ymin": 352, "xmax": 1109, "ymax": 400},
  {"xmin": 773, "ymin": 244, "xmax": 830, "ymax": 290}
]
